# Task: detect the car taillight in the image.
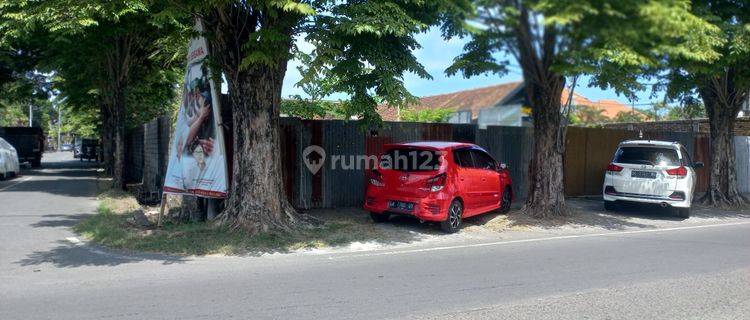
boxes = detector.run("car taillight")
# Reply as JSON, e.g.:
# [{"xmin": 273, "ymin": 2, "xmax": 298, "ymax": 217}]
[
  {"xmin": 425, "ymin": 173, "xmax": 447, "ymax": 192},
  {"xmin": 666, "ymin": 166, "xmax": 687, "ymax": 177},
  {"xmin": 369, "ymin": 170, "xmax": 384, "ymax": 187},
  {"xmin": 607, "ymin": 164, "xmax": 624, "ymax": 172}
]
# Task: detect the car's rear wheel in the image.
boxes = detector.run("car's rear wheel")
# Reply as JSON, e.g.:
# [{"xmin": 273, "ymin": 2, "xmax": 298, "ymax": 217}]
[
  {"xmin": 604, "ymin": 200, "xmax": 617, "ymax": 211},
  {"xmin": 676, "ymin": 207, "xmax": 690, "ymax": 218},
  {"xmin": 499, "ymin": 186, "xmax": 512, "ymax": 214},
  {"xmin": 370, "ymin": 212, "xmax": 390, "ymax": 223},
  {"xmin": 440, "ymin": 199, "xmax": 463, "ymax": 233}
]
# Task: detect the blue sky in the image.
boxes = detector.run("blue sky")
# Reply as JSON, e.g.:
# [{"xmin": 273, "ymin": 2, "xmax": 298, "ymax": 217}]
[{"xmin": 280, "ymin": 28, "xmax": 662, "ymax": 109}]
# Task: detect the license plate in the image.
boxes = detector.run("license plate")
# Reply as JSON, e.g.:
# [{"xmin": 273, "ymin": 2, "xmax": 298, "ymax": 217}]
[
  {"xmin": 388, "ymin": 200, "xmax": 415, "ymax": 212},
  {"xmin": 631, "ymin": 171, "xmax": 656, "ymax": 179}
]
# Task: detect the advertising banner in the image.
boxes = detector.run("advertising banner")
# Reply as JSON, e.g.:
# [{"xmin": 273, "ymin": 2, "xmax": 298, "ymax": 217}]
[{"xmin": 163, "ymin": 19, "xmax": 228, "ymax": 198}]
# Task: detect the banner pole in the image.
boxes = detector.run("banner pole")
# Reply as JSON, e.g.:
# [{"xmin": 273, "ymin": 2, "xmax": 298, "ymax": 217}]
[{"xmin": 157, "ymin": 193, "xmax": 167, "ymax": 227}]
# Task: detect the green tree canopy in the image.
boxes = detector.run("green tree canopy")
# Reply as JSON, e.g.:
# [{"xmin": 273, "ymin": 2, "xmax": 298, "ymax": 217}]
[
  {"xmin": 662, "ymin": 0, "xmax": 750, "ymax": 207},
  {"xmin": 2, "ymin": 0, "xmax": 187, "ymax": 187},
  {"xmin": 151, "ymin": 0, "xmax": 472, "ymax": 232},
  {"xmin": 446, "ymin": 0, "xmax": 721, "ymax": 218},
  {"xmin": 401, "ymin": 108, "xmax": 456, "ymax": 123}
]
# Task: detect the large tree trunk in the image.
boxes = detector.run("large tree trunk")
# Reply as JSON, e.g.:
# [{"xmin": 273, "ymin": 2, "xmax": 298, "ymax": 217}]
[
  {"xmin": 100, "ymin": 103, "xmax": 114, "ymax": 174},
  {"xmin": 220, "ymin": 65, "xmax": 301, "ymax": 232},
  {"xmin": 698, "ymin": 76, "xmax": 749, "ymax": 207},
  {"xmin": 205, "ymin": 8, "xmax": 307, "ymax": 233},
  {"xmin": 514, "ymin": 6, "xmax": 568, "ymax": 218},
  {"xmin": 522, "ymin": 79, "xmax": 568, "ymax": 218},
  {"xmin": 102, "ymin": 34, "xmax": 134, "ymax": 190},
  {"xmin": 111, "ymin": 87, "xmax": 126, "ymax": 190}
]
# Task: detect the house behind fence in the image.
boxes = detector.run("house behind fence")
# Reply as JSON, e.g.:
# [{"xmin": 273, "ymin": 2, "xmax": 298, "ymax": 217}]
[{"xmin": 124, "ymin": 117, "xmax": 731, "ymax": 209}]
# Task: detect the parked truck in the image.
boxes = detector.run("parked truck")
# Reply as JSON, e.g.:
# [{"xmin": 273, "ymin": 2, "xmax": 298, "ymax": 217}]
[{"xmin": 0, "ymin": 127, "xmax": 44, "ymax": 167}]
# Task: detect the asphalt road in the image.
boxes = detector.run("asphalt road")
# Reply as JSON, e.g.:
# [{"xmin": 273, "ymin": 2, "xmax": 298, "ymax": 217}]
[{"xmin": 2, "ymin": 152, "xmax": 750, "ymax": 319}]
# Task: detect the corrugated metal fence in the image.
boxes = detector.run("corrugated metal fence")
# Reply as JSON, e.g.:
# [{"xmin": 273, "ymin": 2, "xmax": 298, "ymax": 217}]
[
  {"xmin": 279, "ymin": 120, "xmax": 710, "ymax": 209},
  {"xmin": 124, "ymin": 117, "xmax": 723, "ymax": 209},
  {"xmin": 124, "ymin": 116, "xmax": 172, "ymax": 204}
]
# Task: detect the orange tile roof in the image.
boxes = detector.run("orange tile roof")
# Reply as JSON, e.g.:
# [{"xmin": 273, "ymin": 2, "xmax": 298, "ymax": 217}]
[
  {"xmin": 378, "ymin": 82, "xmax": 523, "ymax": 121},
  {"xmin": 378, "ymin": 82, "xmax": 634, "ymax": 121},
  {"xmin": 561, "ymin": 90, "xmax": 635, "ymax": 118}
]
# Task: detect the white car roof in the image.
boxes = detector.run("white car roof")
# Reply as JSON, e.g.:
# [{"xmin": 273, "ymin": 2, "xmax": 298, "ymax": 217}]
[{"xmin": 619, "ymin": 140, "xmax": 682, "ymax": 148}]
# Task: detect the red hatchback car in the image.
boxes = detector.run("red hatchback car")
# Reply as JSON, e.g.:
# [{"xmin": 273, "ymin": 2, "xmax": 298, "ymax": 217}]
[{"xmin": 364, "ymin": 141, "xmax": 513, "ymax": 233}]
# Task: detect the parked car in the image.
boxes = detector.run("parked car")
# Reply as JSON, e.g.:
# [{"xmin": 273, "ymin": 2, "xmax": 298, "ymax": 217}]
[
  {"xmin": 603, "ymin": 140, "xmax": 703, "ymax": 218},
  {"xmin": 364, "ymin": 142, "xmax": 513, "ymax": 233},
  {"xmin": 0, "ymin": 127, "xmax": 44, "ymax": 167},
  {"xmin": 0, "ymin": 137, "xmax": 20, "ymax": 180},
  {"xmin": 79, "ymin": 139, "xmax": 98, "ymax": 162},
  {"xmin": 60, "ymin": 143, "xmax": 73, "ymax": 152}
]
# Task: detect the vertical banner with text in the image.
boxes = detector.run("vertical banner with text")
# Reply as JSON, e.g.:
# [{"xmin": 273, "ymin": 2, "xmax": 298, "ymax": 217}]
[{"xmin": 163, "ymin": 19, "xmax": 228, "ymax": 198}]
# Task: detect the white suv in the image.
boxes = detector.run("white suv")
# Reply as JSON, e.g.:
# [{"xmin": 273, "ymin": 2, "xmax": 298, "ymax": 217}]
[{"xmin": 602, "ymin": 140, "xmax": 703, "ymax": 218}]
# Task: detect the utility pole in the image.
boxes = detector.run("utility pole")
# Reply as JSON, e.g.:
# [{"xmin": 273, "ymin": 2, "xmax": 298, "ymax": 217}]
[{"xmin": 28, "ymin": 103, "xmax": 33, "ymax": 127}]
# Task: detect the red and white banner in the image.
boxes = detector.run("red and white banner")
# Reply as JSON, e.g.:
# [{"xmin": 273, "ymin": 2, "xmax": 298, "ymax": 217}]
[{"xmin": 163, "ymin": 19, "xmax": 228, "ymax": 198}]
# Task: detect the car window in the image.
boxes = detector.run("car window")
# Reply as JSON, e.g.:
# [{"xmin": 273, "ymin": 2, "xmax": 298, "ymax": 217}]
[
  {"xmin": 614, "ymin": 146, "xmax": 680, "ymax": 166},
  {"xmin": 470, "ymin": 150, "xmax": 497, "ymax": 170},
  {"xmin": 381, "ymin": 148, "xmax": 440, "ymax": 172},
  {"xmin": 453, "ymin": 148, "xmax": 475, "ymax": 168}
]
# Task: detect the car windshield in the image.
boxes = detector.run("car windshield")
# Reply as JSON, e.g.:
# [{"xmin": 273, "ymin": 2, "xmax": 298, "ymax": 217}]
[
  {"xmin": 381, "ymin": 148, "xmax": 441, "ymax": 172},
  {"xmin": 614, "ymin": 146, "xmax": 680, "ymax": 166}
]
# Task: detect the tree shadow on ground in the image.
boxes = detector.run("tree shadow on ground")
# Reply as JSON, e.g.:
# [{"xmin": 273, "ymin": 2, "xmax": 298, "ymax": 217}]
[
  {"xmin": 22, "ymin": 168, "xmax": 99, "ymax": 178},
  {"xmin": 14, "ymin": 240, "xmax": 187, "ymax": 268},
  {"xmin": 2, "ymin": 178, "xmax": 99, "ymax": 198},
  {"xmin": 30, "ymin": 213, "xmax": 91, "ymax": 228}
]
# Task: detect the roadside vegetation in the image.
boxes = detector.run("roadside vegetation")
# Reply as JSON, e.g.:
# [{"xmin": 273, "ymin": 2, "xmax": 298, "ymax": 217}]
[{"xmin": 74, "ymin": 189, "xmax": 419, "ymax": 256}]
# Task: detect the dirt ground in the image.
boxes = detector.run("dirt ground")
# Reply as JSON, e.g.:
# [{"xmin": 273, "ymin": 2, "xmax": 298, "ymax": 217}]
[{"xmin": 300, "ymin": 197, "xmax": 750, "ymax": 254}]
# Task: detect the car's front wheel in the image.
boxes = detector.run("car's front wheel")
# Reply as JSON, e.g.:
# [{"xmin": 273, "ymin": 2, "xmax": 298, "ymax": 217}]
[
  {"xmin": 441, "ymin": 199, "xmax": 463, "ymax": 233},
  {"xmin": 499, "ymin": 186, "xmax": 512, "ymax": 213},
  {"xmin": 370, "ymin": 212, "xmax": 390, "ymax": 223}
]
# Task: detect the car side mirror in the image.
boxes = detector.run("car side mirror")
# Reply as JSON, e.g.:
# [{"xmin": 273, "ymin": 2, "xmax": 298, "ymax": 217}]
[
  {"xmin": 693, "ymin": 162, "xmax": 704, "ymax": 169},
  {"xmin": 497, "ymin": 162, "xmax": 508, "ymax": 172}
]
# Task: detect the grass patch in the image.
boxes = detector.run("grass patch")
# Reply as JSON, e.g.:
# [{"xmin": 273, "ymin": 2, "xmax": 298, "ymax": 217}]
[{"xmin": 74, "ymin": 191, "xmax": 420, "ymax": 256}]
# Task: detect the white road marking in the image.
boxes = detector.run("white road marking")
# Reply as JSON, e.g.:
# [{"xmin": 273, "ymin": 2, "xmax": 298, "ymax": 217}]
[
  {"xmin": 337, "ymin": 220, "xmax": 750, "ymax": 259},
  {"xmin": 0, "ymin": 175, "xmax": 32, "ymax": 192}
]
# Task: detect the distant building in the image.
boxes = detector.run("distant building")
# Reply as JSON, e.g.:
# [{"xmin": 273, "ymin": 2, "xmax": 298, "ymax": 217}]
[{"xmin": 378, "ymin": 81, "xmax": 635, "ymax": 127}]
